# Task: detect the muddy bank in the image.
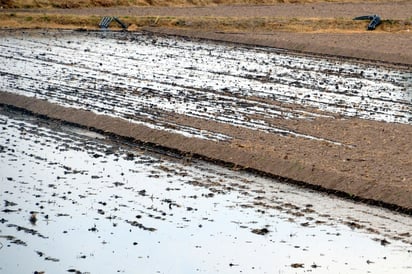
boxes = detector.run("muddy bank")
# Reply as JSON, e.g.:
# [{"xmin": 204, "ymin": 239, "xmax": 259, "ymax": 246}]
[
  {"xmin": 1, "ymin": 92, "xmax": 412, "ymax": 212},
  {"xmin": 144, "ymin": 27, "xmax": 412, "ymax": 66}
]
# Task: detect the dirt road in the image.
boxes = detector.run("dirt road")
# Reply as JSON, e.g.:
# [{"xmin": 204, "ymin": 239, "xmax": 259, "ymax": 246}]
[{"xmin": 8, "ymin": 2, "xmax": 412, "ymax": 19}]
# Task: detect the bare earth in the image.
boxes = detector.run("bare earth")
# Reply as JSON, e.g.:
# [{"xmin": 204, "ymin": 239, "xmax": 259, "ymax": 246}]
[
  {"xmin": 12, "ymin": 2, "xmax": 412, "ymax": 19},
  {"xmin": 1, "ymin": 2, "xmax": 412, "ymax": 212},
  {"xmin": 1, "ymin": 90, "xmax": 411, "ymax": 211},
  {"xmin": 5, "ymin": 1, "xmax": 412, "ymax": 64}
]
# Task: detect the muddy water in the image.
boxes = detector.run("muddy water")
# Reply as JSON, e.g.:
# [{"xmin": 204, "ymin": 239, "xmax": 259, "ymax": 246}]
[
  {"xmin": 0, "ymin": 30, "xmax": 411, "ymax": 144},
  {"xmin": 1, "ymin": 109, "xmax": 412, "ymax": 273}
]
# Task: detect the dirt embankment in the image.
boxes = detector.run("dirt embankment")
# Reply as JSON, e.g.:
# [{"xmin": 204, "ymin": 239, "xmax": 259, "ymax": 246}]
[
  {"xmin": 144, "ymin": 27, "xmax": 412, "ymax": 66},
  {"xmin": 1, "ymin": 0, "xmax": 406, "ymax": 9},
  {"xmin": 1, "ymin": 91, "xmax": 412, "ymax": 213}
]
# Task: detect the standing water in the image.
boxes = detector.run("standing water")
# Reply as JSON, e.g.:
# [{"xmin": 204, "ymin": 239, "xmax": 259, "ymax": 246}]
[{"xmin": 0, "ymin": 108, "xmax": 411, "ymax": 273}]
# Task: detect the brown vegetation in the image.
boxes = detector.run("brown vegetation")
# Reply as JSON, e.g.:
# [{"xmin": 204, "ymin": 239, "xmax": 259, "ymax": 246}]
[
  {"xmin": 0, "ymin": 12, "xmax": 409, "ymax": 33},
  {"xmin": 0, "ymin": 0, "xmax": 405, "ymax": 9},
  {"xmin": 1, "ymin": 0, "xmax": 410, "ymax": 33}
]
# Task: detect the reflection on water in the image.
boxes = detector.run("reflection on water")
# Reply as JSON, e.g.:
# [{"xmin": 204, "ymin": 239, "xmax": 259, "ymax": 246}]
[
  {"xmin": 0, "ymin": 108, "xmax": 411, "ymax": 274},
  {"xmin": 0, "ymin": 30, "xmax": 411, "ymax": 151}
]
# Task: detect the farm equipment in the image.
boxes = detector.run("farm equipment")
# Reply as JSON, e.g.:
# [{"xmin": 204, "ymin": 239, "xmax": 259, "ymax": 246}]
[
  {"xmin": 353, "ymin": 14, "xmax": 381, "ymax": 30},
  {"xmin": 99, "ymin": 16, "xmax": 128, "ymax": 30}
]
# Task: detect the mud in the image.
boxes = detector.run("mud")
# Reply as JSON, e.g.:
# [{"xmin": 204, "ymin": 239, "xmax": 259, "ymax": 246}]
[
  {"xmin": 0, "ymin": 29, "xmax": 411, "ymax": 210},
  {"xmin": 1, "ymin": 108, "xmax": 412, "ymax": 273},
  {"xmin": 1, "ymin": 30, "xmax": 410, "ymax": 126}
]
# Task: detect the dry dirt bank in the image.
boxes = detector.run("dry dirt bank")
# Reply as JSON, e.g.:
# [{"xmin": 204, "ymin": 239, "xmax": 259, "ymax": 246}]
[
  {"xmin": 6, "ymin": 2, "xmax": 412, "ymax": 19},
  {"xmin": 1, "ymin": 92, "xmax": 411, "ymax": 212}
]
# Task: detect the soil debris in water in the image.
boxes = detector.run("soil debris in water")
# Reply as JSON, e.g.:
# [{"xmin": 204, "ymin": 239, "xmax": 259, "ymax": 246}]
[{"xmin": 0, "ymin": 107, "xmax": 412, "ymax": 273}]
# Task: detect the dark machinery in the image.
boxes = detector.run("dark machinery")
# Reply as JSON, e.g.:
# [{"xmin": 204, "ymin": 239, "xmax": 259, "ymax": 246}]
[
  {"xmin": 353, "ymin": 15, "xmax": 381, "ymax": 30},
  {"xmin": 99, "ymin": 16, "xmax": 128, "ymax": 30}
]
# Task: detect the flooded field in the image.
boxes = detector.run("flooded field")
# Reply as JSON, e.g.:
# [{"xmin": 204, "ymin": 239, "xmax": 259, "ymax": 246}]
[
  {"xmin": 1, "ymin": 108, "xmax": 412, "ymax": 273},
  {"xmin": 0, "ymin": 29, "xmax": 411, "ymax": 273},
  {"xmin": 0, "ymin": 30, "xmax": 410, "ymax": 144}
]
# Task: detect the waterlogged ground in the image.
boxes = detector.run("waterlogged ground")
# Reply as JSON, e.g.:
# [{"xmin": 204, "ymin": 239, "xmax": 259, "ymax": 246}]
[
  {"xmin": 1, "ymin": 109, "xmax": 412, "ymax": 273},
  {"xmin": 0, "ymin": 30, "xmax": 410, "ymax": 145},
  {"xmin": 0, "ymin": 29, "xmax": 412, "ymax": 273}
]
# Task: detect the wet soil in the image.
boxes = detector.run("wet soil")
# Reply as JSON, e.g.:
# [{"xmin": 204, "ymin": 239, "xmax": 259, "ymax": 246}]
[
  {"xmin": 1, "ymin": 108, "xmax": 412, "ymax": 273},
  {"xmin": 0, "ymin": 29, "xmax": 411, "ymax": 211},
  {"xmin": 146, "ymin": 27, "xmax": 412, "ymax": 66}
]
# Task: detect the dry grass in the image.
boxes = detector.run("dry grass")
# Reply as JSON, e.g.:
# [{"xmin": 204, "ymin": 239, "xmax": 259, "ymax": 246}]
[
  {"xmin": 1, "ymin": 0, "xmax": 409, "ymax": 33},
  {"xmin": 129, "ymin": 16, "xmax": 412, "ymax": 33},
  {"xmin": 0, "ymin": 13, "xmax": 99, "ymax": 28},
  {"xmin": 0, "ymin": 0, "xmax": 404, "ymax": 8},
  {"xmin": 1, "ymin": 13, "xmax": 410, "ymax": 33}
]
